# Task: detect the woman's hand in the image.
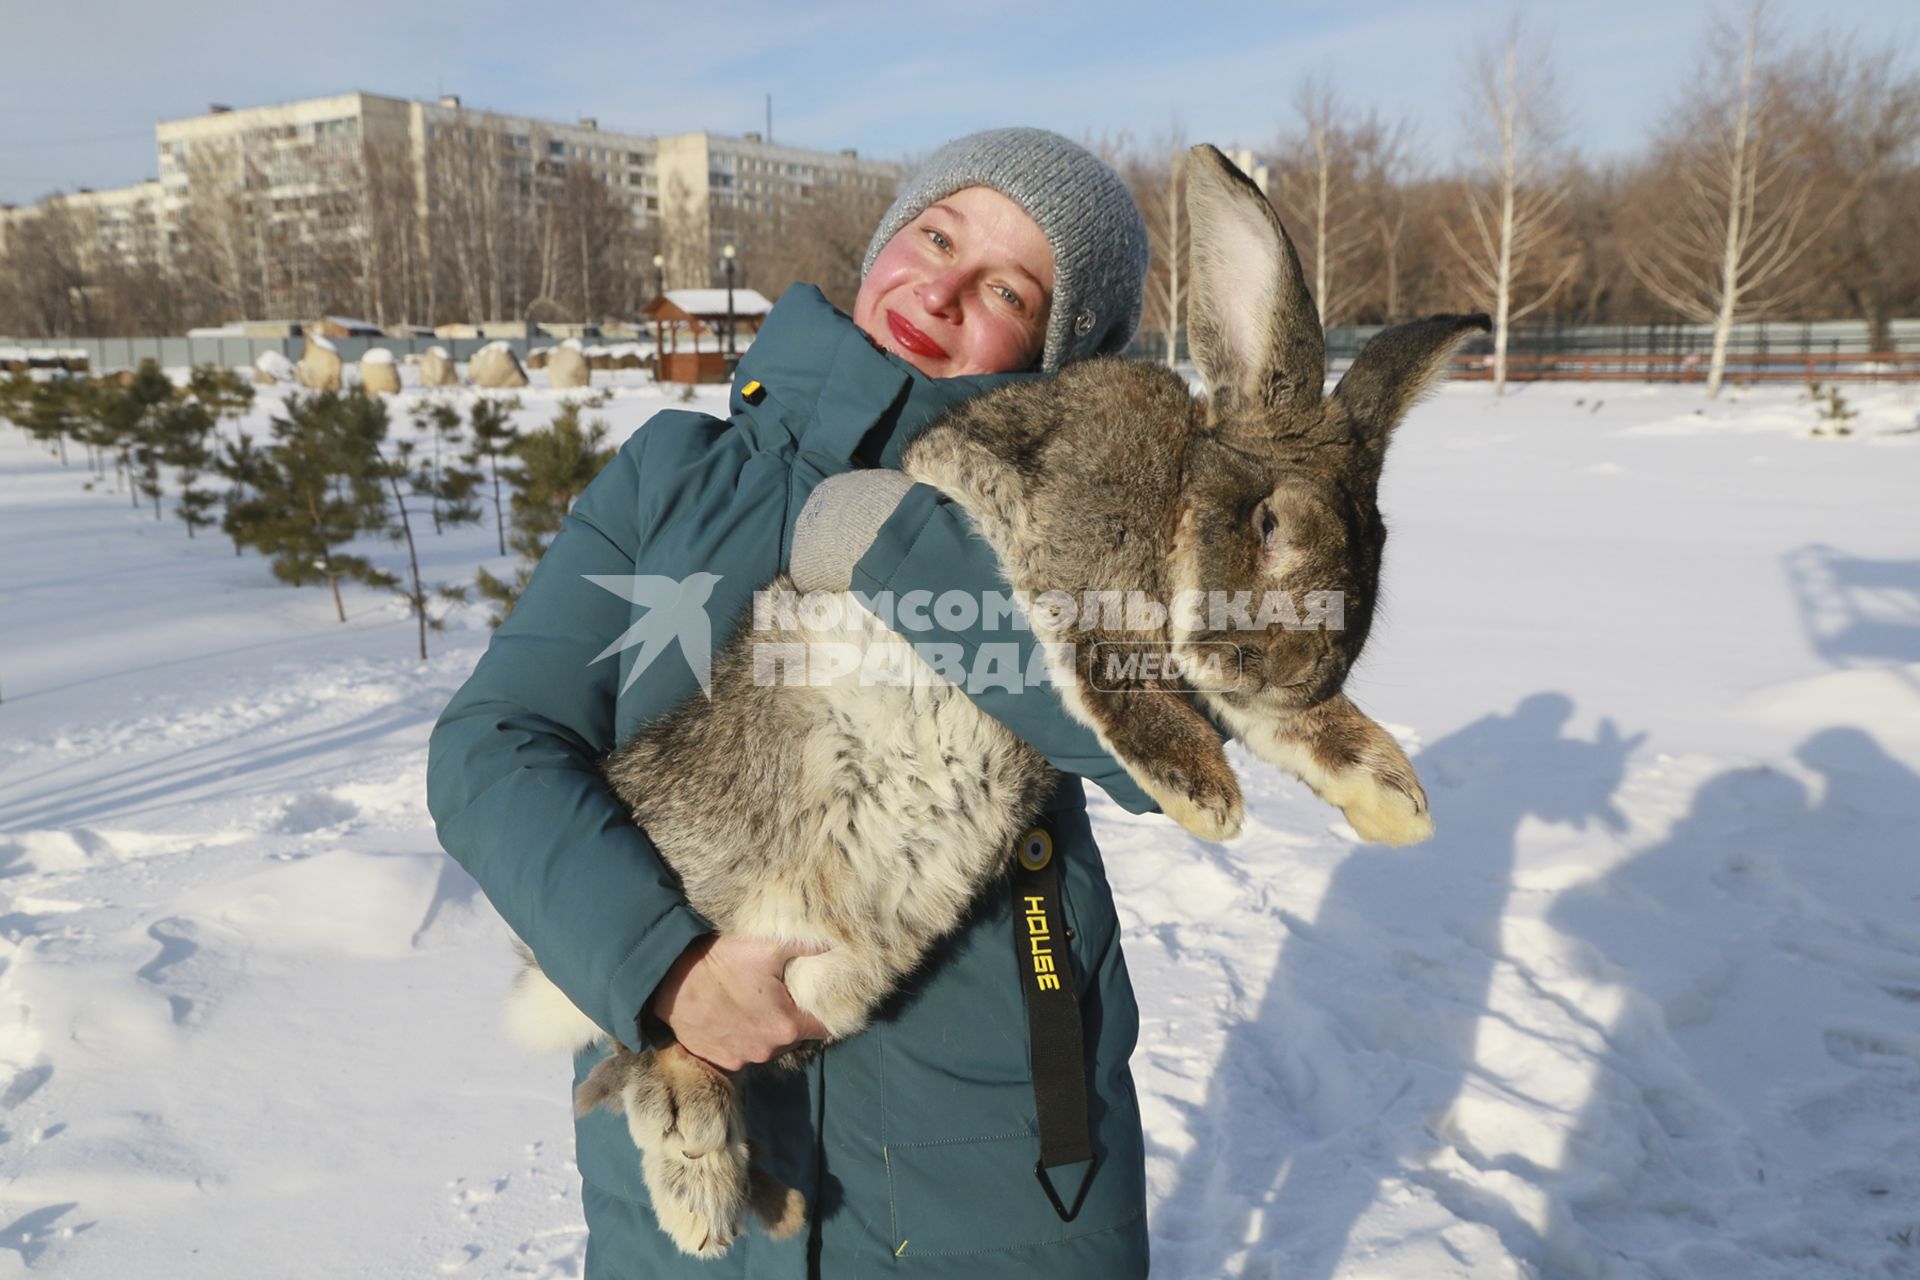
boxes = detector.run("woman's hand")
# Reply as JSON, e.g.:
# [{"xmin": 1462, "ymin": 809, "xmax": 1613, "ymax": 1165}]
[{"xmin": 650, "ymin": 934, "xmax": 831, "ymax": 1072}]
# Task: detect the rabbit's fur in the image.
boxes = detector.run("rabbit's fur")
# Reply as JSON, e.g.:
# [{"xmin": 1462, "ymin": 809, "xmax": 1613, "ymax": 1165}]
[{"xmin": 506, "ymin": 146, "xmax": 1489, "ymax": 1258}]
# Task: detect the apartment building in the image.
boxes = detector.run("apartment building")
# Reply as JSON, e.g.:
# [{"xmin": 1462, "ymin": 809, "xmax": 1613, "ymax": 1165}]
[
  {"xmin": 656, "ymin": 129, "xmax": 894, "ymax": 287},
  {"xmin": 0, "ymin": 180, "xmax": 166, "ymax": 269},
  {"xmin": 5, "ymin": 92, "xmax": 898, "ymax": 305}
]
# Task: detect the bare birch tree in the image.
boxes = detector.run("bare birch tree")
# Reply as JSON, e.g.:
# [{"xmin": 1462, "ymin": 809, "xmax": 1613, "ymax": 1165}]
[
  {"xmin": 1366, "ymin": 137, "xmax": 1417, "ymax": 322},
  {"xmin": 1124, "ymin": 128, "xmax": 1190, "ymax": 367},
  {"xmin": 733, "ymin": 180, "xmax": 894, "ymax": 313},
  {"xmin": 1272, "ymin": 81, "xmax": 1384, "ymax": 326},
  {"xmin": 1796, "ymin": 35, "xmax": 1920, "ymax": 352},
  {"xmin": 0, "ymin": 201, "xmax": 95, "ymax": 335},
  {"xmin": 347, "ymin": 138, "xmax": 422, "ymax": 327},
  {"xmin": 176, "ymin": 141, "xmax": 273, "ymax": 321},
  {"xmin": 1623, "ymin": 4, "xmax": 1852, "ymax": 397},
  {"xmin": 1442, "ymin": 20, "xmax": 1578, "ymax": 395}
]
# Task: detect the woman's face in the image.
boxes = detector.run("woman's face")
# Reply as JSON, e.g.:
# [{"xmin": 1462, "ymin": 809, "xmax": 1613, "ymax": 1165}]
[{"xmin": 852, "ymin": 184, "xmax": 1054, "ymax": 378}]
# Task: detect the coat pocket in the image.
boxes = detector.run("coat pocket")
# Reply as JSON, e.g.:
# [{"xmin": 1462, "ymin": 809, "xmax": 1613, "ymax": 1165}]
[
  {"xmin": 882, "ymin": 1129, "xmax": 1145, "ymax": 1262},
  {"xmin": 876, "ymin": 825, "xmax": 1148, "ymax": 1263}
]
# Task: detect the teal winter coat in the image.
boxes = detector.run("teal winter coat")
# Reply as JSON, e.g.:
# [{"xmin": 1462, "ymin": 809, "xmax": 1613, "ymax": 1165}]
[{"xmin": 426, "ymin": 286, "xmax": 1155, "ymax": 1277}]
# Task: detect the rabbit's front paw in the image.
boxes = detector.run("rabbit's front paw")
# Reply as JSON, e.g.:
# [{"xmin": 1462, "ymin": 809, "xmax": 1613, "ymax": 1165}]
[
  {"xmin": 1143, "ymin": 759, "xmax": 1244, "ymax": 842},
  {"xmin": 783, "ymin": 949, "xmax": 879, "ymax": 1042},
  {"xmin": 1325, "ymin": 769, "xmax": 1433, "ymax": 846}
]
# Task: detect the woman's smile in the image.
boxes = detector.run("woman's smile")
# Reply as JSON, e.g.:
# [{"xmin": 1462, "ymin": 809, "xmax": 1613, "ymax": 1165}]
[{"xmin": 885, "ymin": 309, "xmax": 950, "ymax": 360}]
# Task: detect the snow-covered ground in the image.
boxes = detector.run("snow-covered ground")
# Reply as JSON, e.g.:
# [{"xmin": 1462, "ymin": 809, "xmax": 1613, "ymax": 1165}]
[{"xmin": 1, "ymin": 370, "xmax": 1917, "ymax": 1277}]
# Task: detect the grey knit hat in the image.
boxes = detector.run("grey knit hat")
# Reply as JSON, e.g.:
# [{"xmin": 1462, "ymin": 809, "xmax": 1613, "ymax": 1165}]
[{"xmin": 861, "ymin": 127, "xmax": 1150, "ymax": 372}]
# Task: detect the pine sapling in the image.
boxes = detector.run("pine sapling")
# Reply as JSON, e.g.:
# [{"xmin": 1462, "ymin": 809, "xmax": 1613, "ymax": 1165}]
[
  {"xmin": 473, "ymin": 400, "xmax": 615, "ymax": 625},
  {"xmin": 157, "ymin": 398, "xmax": 220, "ymax": 536},
  {"xmin": 187, "ymin": 364, "xmax": 255, "ymax": 430},
  {"xmin": 372, "ymin": 437, "xmax": 477, "ymax": 659},
  {"xmin": 464, "ymin": 395, "xmax": 523, "ymax": 555},
  {"xmin": 20, "ymin": 378, "xmax": 86, "ymax": 467},
  {"xmin": 214, "ymin": 430, "xmax": 264, "ymax": 556},
  {"xmin": 90, "ymin": 362, "xmax": 170, "ymax": 507},
  {"xmin": 1805, "ymin": 380, "xmax": 1859, "ymax": 437},
  {"xmin": 227, "ymin": 389, "xmax": 395, "ymax": 622},
  {"xmin": 409, "ymin": 399, "xmax": 482, "ymax": 535}
]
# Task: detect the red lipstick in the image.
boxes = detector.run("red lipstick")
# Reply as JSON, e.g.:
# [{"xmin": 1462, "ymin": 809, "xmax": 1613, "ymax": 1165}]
[{"xmin": 886, "ymin": 310, "xmax": 949, "ymax": 360}]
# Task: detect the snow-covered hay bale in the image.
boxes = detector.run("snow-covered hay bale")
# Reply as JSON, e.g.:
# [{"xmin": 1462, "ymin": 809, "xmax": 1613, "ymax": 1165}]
[
  {"xmin": 547, "ymin": 338, "xmax": 590, "ymax": 389},
  {"xmin": 609, "ymin": 342, "xmax": 646, "ymax": 369},
  {"xmin": 254, "ymin": 349, "xmax": 296, "ymax": 385},
  {"xmin": 0, "ymin": 346, "xmax": 27, "ymax": 373},
  {"xmin": 525, "ymin": 346, "xmax": 551, "ymax": 369},
  {"xmin": 469, "ymin": 341, "xmax": 527, "ymax": 389},
  {"xmin": 584, "ymin": 344, "xmax": 612, "ymax": 371},
  {"xmin": 359, "ymin": 347, "xmax": 401, "ymax": 395},
  {"xmin": 59, "ymin": 348, "xmax": 90, "ymax": 374},
  {"xmin": 418, "ymin": 346, "xmax": 458, "ymax": 387},
  {"xmin": 296, "ymin": 335, "xmax": 342, "ymax": 390}
]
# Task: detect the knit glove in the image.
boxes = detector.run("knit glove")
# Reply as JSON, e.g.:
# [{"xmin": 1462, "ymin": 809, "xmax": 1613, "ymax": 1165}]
[{"xmin": 790, "ymin": 470, "xmax": 917, "ymax": 593}]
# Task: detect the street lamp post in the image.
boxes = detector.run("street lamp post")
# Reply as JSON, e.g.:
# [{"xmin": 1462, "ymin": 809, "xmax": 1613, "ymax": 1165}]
[
  {"xmin": 722, "ymin": 243, "xmax": 737, "ymax": 359},
  {"xmin": 651, "ymin": 252, "xmax": 665, "ymax": 301}
]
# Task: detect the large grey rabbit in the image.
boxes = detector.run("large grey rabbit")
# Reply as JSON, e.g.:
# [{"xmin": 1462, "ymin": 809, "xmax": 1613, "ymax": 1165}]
[{"xmin": 504, "ymin": 145, "xmax": 1489, "ymax": 1257}]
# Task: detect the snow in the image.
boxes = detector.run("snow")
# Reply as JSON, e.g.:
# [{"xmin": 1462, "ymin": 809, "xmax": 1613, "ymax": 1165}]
[
  {"xmin": 427, "ymin": 345, "xmax": 451, "ymax": 360},
  {"xmin": 253, "ymin": 350, "xmax": 294, "ymax": 380},
  {"xmin": 1, "ymin": 374, "xmax": 1918, "ymax": 1277},
  {"xmin": 361, "ymin": 347, "xmax": 396, "ymax": 365},
  {"xmin": 560, "ymin": 337, "xmax": 583, "ymax": 352},
  {"xmin": 661, "ymin": 287, "xmax": 774, "ymax": 317},
  {"xmin": 308, "ymin": 334, "xmax": 337, "ymax": 353}
]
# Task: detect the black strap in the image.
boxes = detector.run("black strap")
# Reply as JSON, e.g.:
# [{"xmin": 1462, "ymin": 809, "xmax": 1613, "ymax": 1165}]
[{"xmin": 1010, "ymin": 822, "xmax": 1096, "ymax": 1222}]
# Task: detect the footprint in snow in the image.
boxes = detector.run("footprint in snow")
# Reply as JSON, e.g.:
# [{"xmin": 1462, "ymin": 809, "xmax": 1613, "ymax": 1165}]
[
  {"xmin": 1823, "ymin": 1026, "xmax": 1920, "ymax": 1072},
  {"xmin": 136, "ymin": 916, "xmax": 240, "ymax": 1028},
  {"xmin": 274, "ymin": 791, "xmax": 360, "ymax": 835}
]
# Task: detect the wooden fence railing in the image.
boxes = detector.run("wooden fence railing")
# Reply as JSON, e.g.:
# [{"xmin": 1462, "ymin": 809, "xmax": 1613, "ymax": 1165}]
[{"xmin": 1450, "ymin": 352, "xmax": 1920, "ymax": 383}]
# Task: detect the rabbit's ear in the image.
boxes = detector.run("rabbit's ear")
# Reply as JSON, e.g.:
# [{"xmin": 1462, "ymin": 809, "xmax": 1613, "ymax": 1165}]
[
  {"xmin": 1184, "ymin": 143, "xmax": 1325, "ymax": 419},
  {"xmin": 1331, "ymin": 313, "xmax": 1491, "ymax": 454}
]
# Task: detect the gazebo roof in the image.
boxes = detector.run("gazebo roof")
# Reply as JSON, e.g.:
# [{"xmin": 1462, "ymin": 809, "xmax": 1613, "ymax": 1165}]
[{"xmin": 644, "ymin": 288, "xmax": 775, "ymax": 326}]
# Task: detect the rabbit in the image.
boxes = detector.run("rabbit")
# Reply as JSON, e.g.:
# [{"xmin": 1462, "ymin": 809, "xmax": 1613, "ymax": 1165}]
[{"xmin": 506, "ymin": 144, "xmax": 1490, "ymax": 1258}]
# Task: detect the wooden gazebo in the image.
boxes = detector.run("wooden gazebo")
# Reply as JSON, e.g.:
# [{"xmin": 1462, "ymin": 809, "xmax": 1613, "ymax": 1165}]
[{"xmin": 643, "ymin": 288, "xmax": 773, "ymax": 383}]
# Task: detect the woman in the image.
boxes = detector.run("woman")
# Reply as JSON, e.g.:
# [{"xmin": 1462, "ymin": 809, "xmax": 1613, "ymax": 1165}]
[{"xmin": 427, "ymin": 127, "xmax": 1157, "ymax": 1277}]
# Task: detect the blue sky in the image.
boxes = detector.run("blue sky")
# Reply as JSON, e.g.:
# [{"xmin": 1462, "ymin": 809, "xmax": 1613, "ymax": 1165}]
[{"xmin": 1, "ymin": 0, "xmax": 1913, "ymax": 205}]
